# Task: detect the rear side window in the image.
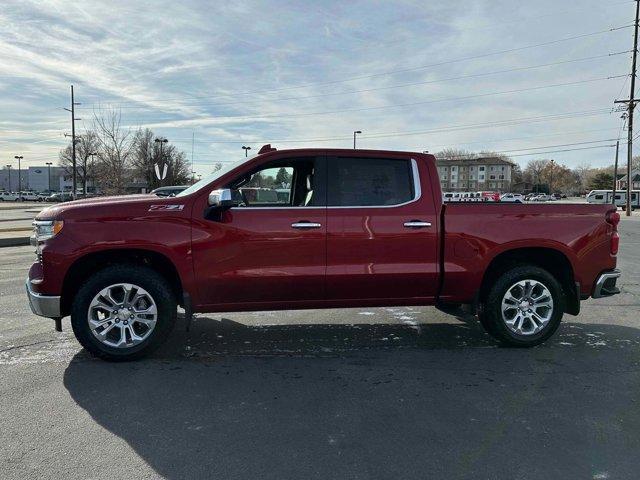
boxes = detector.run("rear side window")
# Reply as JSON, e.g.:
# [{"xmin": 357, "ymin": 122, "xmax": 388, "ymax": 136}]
[{"xmin": 328, "ymin": 157, "xmax": 414, "ymax": 206}]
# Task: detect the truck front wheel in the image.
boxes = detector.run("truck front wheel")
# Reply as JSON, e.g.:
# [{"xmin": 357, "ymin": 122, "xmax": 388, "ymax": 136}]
[
  {"xmin": 479, "ymin": 265, "xmax": 564, "ymax": 347},
  {"xmin": 71, "ymin": 265, "xmax": 177, "ymax": 361}
]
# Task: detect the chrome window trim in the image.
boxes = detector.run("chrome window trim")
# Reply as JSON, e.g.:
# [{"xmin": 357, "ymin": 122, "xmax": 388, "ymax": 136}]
[{"xmin": 230, "ymin": 158, "xmax": 421, "ymax": 211}]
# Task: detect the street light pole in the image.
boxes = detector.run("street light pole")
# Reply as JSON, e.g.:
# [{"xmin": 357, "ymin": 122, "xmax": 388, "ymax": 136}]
[
  {"xmin": 242, "ymin": 146, "xmax": 251, "ymax": 157},
  {"xmin": 5, "ymin": 165, "xmax": 11, "ymax": 192},
  {"xmin": 353, "ymin": 130, "xmax": 362, "ymax": 149},
  {"xmin": 14, "ymin": 155, "xmax": 23, "ymax": 200},
  {"xmin": 45, "ymin": 162, "xmax": 52, "ymax": 192}
]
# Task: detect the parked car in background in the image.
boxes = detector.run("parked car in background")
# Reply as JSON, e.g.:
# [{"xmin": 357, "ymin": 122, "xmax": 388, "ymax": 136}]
[
  {"xmin": 47, "ymin": 192, "xmax": 74, "ymax": 203},
  {"xmin": 37, "ymin": 191, "xmax": 54, "ymax": 202},
  {"xmin": 151, "ymin": 185, "xmax": 188, "ymax": 197},
  {"xmin": 500, "ymin": 193, "xmax": 524, "ymax": 203},
  {"xmin": 19, "ymin": 191, "xmax": 39, "ymax": 201},
  {"xmin": 531, "ymin": 194, "xmax": 551, "ymax": 202},
  {"xmin": 26, "ymin": 147, "xmax": 621, "ymax": 360},
  {"xmin": 0, "ymin": 191, "xmax": 20, "ymax": 201}
]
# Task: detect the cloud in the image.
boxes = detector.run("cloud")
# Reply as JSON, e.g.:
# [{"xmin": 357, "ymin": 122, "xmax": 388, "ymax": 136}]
[{"xmin": 0, "ymin": 0, "xmax": 633, "ymax": 172}]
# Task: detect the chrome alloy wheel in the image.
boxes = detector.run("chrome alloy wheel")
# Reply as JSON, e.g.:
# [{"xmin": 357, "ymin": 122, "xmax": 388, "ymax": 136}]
[
  {"xmin": 87, "ymin": 283, "xmax": 158, "ymax": 348},
  {"xmin": 501, "ymin": 279, "xmax": 554, "ymax": 336}
]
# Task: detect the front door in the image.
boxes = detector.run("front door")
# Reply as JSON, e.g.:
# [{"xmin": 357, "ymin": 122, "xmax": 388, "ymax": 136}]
[
  {"xmin": 325, "ymin": 154, "xmax": 439, "ymax": 302},
  {"xmin": 193, "ymin": 156, "xmax": 327, "ymax": 308}
]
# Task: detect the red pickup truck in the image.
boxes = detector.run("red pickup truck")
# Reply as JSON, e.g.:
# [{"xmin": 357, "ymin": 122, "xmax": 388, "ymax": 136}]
[{"xmin": 26, "ymin": 147, "xmax": 621, "ymax": 360}]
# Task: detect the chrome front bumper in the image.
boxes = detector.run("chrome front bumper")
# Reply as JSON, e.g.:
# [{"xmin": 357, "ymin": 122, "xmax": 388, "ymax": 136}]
[
  {"xmin": 26, "ymin": 279, "xmax": 61, "ymax": 318},
  {"xmin": 592, "ymin": 269, "xmax": 622, "ymax": 299}
]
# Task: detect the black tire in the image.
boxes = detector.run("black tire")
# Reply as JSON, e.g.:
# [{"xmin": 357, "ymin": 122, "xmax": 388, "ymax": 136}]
[
  {"xmin": 478, "ymin": 265, "xmax": 564, "ymax": 347},
  {"xmin": 71, "ymin": 264, "xmax": 177, "ymax": 361}
]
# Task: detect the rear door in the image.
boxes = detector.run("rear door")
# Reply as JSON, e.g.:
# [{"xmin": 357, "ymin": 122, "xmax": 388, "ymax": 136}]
[{"xmin": 325, "ymin": 154, "xmax": 439, "ymax": 302}]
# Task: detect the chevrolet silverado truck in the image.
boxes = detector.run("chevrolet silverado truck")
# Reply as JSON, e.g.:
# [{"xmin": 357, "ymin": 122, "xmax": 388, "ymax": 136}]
[{"xmin": 26, "ymin": 146, "xmax": 622, "ymax": 360}]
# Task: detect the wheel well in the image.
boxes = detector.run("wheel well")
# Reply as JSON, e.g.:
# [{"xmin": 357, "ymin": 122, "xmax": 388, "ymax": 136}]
[
  {"xmin": 479, "ymin": 247, "xmax": 579, "ymax": 315},
  {"xmin": 61, "ymin": 249, "xmax": 184, "ymax": 316}
]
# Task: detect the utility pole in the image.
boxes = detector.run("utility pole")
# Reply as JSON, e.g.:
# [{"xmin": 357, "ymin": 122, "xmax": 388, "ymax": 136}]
[
  {"xmin": 14, "ymin": 156, "xmax": 23, "ymax": 200},
  {"xmin": 353, "ymin": 130, "xmax": 362, "ymax": 149},
  {"xmin": 64, "ymin": 85, "xmax": 81, "ymax": 200},
  {"xmin": 615, "ymin": 0, "xmax": 640, "ymax": 216},
  {"xmin": 5, "ymin": 165, "xmax": 11, "ymax": 192},
  {"xmin": 612, "ymin": 140, "xmax": 620, "ymax": 205}
]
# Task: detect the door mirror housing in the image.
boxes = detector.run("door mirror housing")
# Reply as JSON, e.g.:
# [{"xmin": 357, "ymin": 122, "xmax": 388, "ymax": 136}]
[{"xmin": 208, "ymin": 188, "xmax": 239, "ymax": 208}]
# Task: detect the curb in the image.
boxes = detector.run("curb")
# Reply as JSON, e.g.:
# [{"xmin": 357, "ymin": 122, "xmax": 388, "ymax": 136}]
[
  {"xmin": 0, "ymin": 236, "xmax": 30, "ymax": 248},
  {"xmin": 0, "ymin": 227, "xmax": 32, "ymax": 233}
]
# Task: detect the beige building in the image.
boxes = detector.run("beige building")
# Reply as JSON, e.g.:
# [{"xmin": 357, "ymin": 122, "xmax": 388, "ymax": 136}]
[{"xmin": 436, "ymin": 156, "xmax": 515, "ymax": 192}]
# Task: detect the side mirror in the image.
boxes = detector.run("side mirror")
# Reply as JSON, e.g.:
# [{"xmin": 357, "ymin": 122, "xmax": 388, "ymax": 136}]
[{"xmin": 208, "ymin": 188, "xmax": 239, "ymax": 208}]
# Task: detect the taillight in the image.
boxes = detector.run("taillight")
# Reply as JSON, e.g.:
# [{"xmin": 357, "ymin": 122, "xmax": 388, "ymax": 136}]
[
  {"xmin": 611, "ymin": 232, "xmax": 620, "ymax": 255},
  {"xmin": 606, "ymin": 211, "xmax": 620, "ymax": 228},
  {"xmin": 606, "ymin": 210, "xmax": 620, "ymax": 255}
]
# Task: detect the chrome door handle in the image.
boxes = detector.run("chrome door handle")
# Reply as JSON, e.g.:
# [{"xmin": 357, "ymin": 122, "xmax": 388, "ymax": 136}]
[
  {"xmin": 291, "ymin": 222, "xmax": 322, "ymax": 229},
  {"xmin": 404, "ymin": 220, "xmax": 431, "ymax": 228}
]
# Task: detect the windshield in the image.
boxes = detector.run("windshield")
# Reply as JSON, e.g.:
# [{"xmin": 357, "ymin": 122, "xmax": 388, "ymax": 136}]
[{"xmin": 176, "ymin": 155, "xmax": 256, "ymax": 197}]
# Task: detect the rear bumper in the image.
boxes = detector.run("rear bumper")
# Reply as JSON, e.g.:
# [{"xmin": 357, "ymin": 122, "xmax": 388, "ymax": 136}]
[
  {"xmin": 26, "ymin": 278, "xmax": 61, "ymax": 318},
  {"xmin": 592, "ymin": 269, "xmax": 621, "ymax": 298}
]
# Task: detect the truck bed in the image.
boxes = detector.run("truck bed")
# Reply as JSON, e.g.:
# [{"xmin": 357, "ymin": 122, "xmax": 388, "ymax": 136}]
[{"xmin": 439, "ymin": 202, "xmax": 617, "ymax": 302}]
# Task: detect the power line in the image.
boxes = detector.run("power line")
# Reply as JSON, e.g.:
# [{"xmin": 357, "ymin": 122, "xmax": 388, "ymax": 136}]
[
  {"xmin": 79, "ymin": 25, "xmax": 633, "ymax": 108},
  {"xmin": 165, "ymin": 109, "xmax": 615, "ymax": 147},
  {"xmin": 445, "ymin": 144, "xmax": 617, "ymax": 160},
  {"xmin": 116, "ymin": 76, "xmax": 623, "ymax": 125},
  {"xmin": 442, "ymin": 138, "xmax": 617, "ymax": 157},
  {"xmin": 79, "ymin": 52, "xmax": 630, "ymax": 111}
]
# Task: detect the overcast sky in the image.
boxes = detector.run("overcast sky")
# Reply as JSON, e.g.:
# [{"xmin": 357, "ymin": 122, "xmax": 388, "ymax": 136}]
[{"xmin": 0, "ymin": 0, "xmax": 636, "ymax": 175}]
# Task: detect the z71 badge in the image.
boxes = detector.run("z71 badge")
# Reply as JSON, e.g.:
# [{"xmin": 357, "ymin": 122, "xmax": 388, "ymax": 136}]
[{"xmin": 148, "ymin": 204, "xmax": 185, "ymax": 211}]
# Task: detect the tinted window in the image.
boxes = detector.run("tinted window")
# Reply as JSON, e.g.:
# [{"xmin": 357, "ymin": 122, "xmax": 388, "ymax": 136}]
[{"xmin": 328, "ymin": 157, "xmax": 414, "ymax": 206}]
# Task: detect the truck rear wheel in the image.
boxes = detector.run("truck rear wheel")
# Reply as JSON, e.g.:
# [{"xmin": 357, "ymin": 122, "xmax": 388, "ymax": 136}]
[
  {"xmin": 71, "ymin": 265, "xmax": 177, "ymax": 361},
  {"xmin": 479, "ymin": 265, "xmax": 564, "ymax": 347}
]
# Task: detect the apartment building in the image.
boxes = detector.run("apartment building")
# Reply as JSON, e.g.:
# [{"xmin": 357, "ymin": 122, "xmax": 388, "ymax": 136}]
[{"xmin": 436, "ymin": 156, "xmax": 515, "ymax": 192}]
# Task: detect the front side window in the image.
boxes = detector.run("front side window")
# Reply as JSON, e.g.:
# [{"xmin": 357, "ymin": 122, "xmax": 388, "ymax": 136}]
[
  {"xmin": 228, "ymin": 157, "xmax": 324, "ymax": 207},
  {"xmin": 328, "ymin": 157, "xmax": 414, "ymax": 207}
]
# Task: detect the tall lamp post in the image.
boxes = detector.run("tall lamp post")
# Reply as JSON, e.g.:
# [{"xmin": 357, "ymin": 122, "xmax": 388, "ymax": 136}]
[
  {"xmin": 242, "ymin": 145, "xmax": 251, "ymax": 157},
  {"xmin": 5, "ymin": 165, "xmax": 11, "ymax": 192},
  {"xmin": 154, "ymin": 138, "xmax": 168, "ymax": 186},
  {"xmin": 353, "ymin": 130, "xmax": 362, "ymax": 149},
  {"xmin": 45, "ymin": 162, "xmax": 52, "ymax": 192},
  {"xmin": 14, "ymin": 155, "xmax": 23, "ymax": 200}
]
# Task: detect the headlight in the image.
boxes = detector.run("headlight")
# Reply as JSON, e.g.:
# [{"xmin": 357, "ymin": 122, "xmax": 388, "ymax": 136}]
[{"xmin": 32, "ymin": 220, "xmax": 64, "ymax": 243}]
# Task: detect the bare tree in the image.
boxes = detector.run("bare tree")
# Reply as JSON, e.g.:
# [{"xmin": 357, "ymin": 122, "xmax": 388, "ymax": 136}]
[
  {"xmin": 59, "ymin": 131, "xmax": 100, "ymax": 194},
  {"xmin": 92, "ymin": 110, "xmax": 134, "ymax": 195},
  {"xmin": 131, "ymin": 128, "xmax": 191, "ymax": 189},
  {"xmin": 523, "ymin": 159, "xmax": 549, "ymax": 188},
  {"xmin": 574, "ymin": 162, "xmax": 593, "ymax": 193},
  {"xmin": 435, "ymin": 148, "xmax": 477, "ymax": 160}
]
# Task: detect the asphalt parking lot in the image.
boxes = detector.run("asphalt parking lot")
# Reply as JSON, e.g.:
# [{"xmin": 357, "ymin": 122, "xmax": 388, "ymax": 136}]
[{"xmin": 0, "ymin": 216, "xmax": 639, "ymax": 480}]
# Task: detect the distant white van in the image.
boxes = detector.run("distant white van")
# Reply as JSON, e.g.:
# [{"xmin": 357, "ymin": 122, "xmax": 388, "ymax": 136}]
[
  {"xmin": 586, "ymin": 190, "xmax": 639, "ymax": 210},
  {"xmin": 442, "ymin": 191, "xmax": 482, "ymax": 202}
]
